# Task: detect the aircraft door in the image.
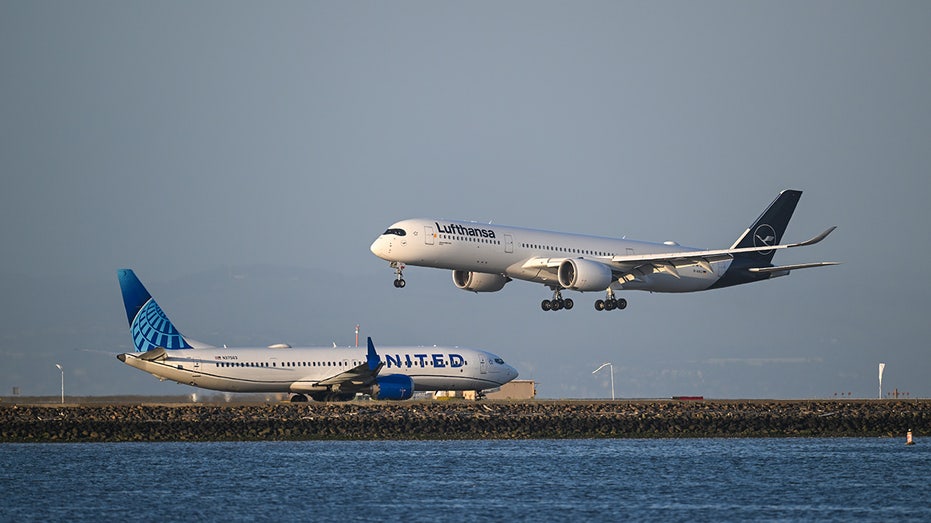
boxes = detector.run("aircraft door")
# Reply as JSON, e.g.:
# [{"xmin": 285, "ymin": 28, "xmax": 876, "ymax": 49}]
[
  {"xmin": 504, "ymin": 234, "xmax": 514, "ymax": 253},
  {"xmin": 480, "ymin": 355, "xmax": 488, "ymax": 375},
  {"xmin": 425, "ymin": 225, "xmax": 435, "ymax": 245}
]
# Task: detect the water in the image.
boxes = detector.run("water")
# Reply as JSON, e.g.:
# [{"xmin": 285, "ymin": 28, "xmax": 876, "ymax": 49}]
[{"xmin": 1, "ymin": 438, "xmax": 928, "ymax": 522}]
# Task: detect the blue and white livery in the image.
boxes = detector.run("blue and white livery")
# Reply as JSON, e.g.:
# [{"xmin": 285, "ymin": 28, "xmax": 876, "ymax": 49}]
[
  {"xmin": 371, "ymin": 190, "xmax": 839, "ymax": 312},
  {"xmin": 116, "ymin": 269, "xmax": 518, "ymax": 401}
]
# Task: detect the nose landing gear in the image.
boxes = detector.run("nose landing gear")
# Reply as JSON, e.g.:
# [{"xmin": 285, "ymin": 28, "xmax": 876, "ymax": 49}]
[{"xmin": 390, "ymin": 262, "xmax": 406, "ymax": 288}]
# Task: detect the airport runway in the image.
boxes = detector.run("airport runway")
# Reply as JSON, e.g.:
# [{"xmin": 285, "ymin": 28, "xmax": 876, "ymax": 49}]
[{"xmin": 2, "ymin": 399, "xmax": 928, "ymax": 442}]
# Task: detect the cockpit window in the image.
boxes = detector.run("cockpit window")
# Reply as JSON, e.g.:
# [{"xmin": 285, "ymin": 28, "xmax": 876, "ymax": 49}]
[
  {"xmin": 383, "ymin": 228, "xmax": 406, "ymax": 237},
  {"xmin": 494, "ymin": 358, "xmax": 504, "ymax": 364}
]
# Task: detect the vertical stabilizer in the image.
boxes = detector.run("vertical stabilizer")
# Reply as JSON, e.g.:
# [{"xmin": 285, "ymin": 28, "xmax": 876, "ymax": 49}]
[
  {"xmin": 117, "ymin": 269, "xmax": 192, "ymax": 352},
  {"xmin": 729, "ymin": 190, "xmax": 802, "ymax": 265}
]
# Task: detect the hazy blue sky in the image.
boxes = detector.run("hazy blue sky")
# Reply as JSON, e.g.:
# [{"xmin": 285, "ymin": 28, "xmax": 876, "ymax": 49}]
[{"xmin": 2, "ymin": 2, "xmax": 929, "ymax": 399}]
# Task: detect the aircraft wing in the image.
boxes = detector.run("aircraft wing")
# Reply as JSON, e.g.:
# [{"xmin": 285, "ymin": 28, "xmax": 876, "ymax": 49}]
[
  {"xmin": 315, "ymin": 337, "xmax": 384, "ymax": 389},
  {"xmin": 607, "ymin": 227, "xmax": 837, "ymax": 267},
  {"xmin": 315, "ymin": 360, "xmax": 381, "ymax": 388},
  {"xmin": 608, "ymin": 226, "xmax": 837, "ymax": 281},
  {"xmin": 516, "ymin": 227, "xmax": 838, "ymax": 283},
  {"xmin": 605, "ymin": 227, "xmax": 838, "ymax": 280}
]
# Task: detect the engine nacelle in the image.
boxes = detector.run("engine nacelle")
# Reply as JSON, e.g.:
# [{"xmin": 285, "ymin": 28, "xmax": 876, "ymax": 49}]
[
  {"xmin": 452, "ymin": 270, "xmax": 509, "ymax": 292},
  {"xmin": 558, "ymin": 258, "xmax": 614, "ymax": 291},
  {"xmin": 371, "ymin": 374, "xmax": 415, "ymax": 400}
]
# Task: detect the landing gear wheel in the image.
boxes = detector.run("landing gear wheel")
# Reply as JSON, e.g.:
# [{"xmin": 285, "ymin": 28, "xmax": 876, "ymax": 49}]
[
  {"xmin": 393, "ymin": 278, "xmax": 406, "ymax": 288},
  {"xmin": 595, "ymin": 299, "xmax": 605, "ymax": 311},
  {"xmin": 617, "ymin": 298, "xmax": 627, "ymax": 310},
  {"xmin": 541, "ymin": 300, "xmax": 551, "ymax": 311},
  {"xmin": 563, "ymin": 298, "xmax": 574, "ymax": 310},
  {"xmin": 290, "ymin": 394, "xmax": 308, "ymax": 403},
  {"xmin": 605, "ymin": 299, "xmax": 617, "ymax": 311}
]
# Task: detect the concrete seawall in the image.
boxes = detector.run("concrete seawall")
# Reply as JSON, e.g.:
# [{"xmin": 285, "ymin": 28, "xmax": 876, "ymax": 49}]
[{"xmin": 2, "ymin": 400, "xmax": 928, "ymax": 442}]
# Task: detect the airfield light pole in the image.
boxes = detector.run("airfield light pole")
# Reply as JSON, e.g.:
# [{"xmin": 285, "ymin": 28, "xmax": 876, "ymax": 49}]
[
  {"xmin": 592, "ymin": 362, "xmax": 615, "ymax": 401},
  {"xmin": 55, "ymin": 364, "xmax": 64, "ymax": 404},
  {"xmin": 879, "ymin": 363, "xmax": 885, "ymax": 399}
]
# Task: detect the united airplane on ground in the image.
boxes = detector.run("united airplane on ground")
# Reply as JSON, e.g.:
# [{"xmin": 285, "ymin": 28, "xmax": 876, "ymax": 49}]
[
  {"xmin": 116, "ymin": 269, "xmax": 518, "ymax": 401},
  {"xmin": 371, "ymin": 190, "xmax": 839, "ymax": 312}
]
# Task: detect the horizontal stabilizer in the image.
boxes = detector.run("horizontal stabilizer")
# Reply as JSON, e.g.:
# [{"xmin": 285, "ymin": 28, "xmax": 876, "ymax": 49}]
[
  {"xmin": 748, "ymin": 261, "xmax": 841, "ymax": 273},
  {"xmin": 138, "ymin": 347, "xmax": 168, "ymax": 362}
]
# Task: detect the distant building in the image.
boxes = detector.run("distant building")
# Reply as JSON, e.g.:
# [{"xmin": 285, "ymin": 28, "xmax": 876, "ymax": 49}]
[
  {"xmin": 430, "ymin": 381, "xmax": 537, "ymax": 401},
  {"xmin": 485, "ymin": 380, "xmax": 536, "ymax": 400}
]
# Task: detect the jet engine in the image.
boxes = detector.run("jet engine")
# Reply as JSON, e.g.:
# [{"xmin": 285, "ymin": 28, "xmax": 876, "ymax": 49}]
[
  {"xmin": 452, "ymin": 270, "xmax": 510, "ymax": 292},
  {"xmin": 370, "ymin": 374, "xmax": 415, "ymax": 400},
  {"xmin": 558, "ymin": 258, "xmax": 614, "ymax": 291}
]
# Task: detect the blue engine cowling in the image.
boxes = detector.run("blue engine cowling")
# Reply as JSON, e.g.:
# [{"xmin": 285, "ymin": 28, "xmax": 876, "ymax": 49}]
[{"xmin": 371, "ymin": 374, "xmax": 415, "ymax": 400}]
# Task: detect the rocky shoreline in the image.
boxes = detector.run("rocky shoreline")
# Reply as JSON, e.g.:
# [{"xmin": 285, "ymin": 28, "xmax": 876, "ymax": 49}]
[{"xmin": 1, "ymin": 400, "xmax": 928, "ymax": 442}]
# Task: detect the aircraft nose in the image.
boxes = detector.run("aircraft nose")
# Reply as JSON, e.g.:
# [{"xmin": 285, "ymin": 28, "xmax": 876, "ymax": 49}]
[{"xmin": 370, "ymin": 237, "xmax": 384, "ymax": 258}]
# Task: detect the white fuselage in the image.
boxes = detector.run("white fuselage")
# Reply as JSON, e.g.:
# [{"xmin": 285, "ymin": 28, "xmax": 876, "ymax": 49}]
[
  {"xmin": 119, "ymin": 345, "xmax": 517, "ymax": 394},
  {"xmin": 371, "ymin": 218, "xmax": 731, "ymax": 293}
]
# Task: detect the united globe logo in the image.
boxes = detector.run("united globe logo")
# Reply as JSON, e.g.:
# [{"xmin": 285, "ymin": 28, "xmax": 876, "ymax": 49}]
[{"xmin": 131, "ymin": 299, "xmax": 189, "ymax": 351}]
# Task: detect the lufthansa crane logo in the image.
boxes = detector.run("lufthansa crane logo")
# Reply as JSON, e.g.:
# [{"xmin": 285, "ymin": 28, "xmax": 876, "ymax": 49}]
[{"xmin": 753, "ymin": 224, "xmax": 777, "ymax": 255}]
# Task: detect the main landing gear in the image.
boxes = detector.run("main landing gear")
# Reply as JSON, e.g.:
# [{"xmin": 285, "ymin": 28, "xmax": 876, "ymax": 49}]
[
  {"xmin": 541, "ymin": 289, "xmax": 574, "ymax": 311},
  {"xmin": 307, "ymin": 391, "xmax": 356, "ymax": 402},
  {"xmin": 594, "ymin": 288, "xmax": 627, "ymax": 312},
  {"xmin": 391, "ymin": 261, "xmax": 406, "ymax": 288},
  {"xmin": 542, "ymin": 288, "xmax": 628, "ymax": 312}
]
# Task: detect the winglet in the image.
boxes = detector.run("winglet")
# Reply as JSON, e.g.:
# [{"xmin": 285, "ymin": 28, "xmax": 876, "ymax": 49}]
[
  {"xmin": 366, "ymin": 337, "xmax": 381, "ymax": 372},
  {"xmin": 787, "ymin": 226, "xmax": 836, "ymax": 248}
]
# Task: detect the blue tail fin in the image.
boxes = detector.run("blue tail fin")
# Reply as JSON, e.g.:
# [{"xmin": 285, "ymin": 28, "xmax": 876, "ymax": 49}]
[
  {"xmin": 729, "ymin": 190, "xmax": 802, "ymax": 265},
  {"xmin": 117, "ymin": 269, "xmax": 192, "ymax": 352},
  {"xmin": 366, "ymin": 337, "xmax": 382, "ymax": 372}
]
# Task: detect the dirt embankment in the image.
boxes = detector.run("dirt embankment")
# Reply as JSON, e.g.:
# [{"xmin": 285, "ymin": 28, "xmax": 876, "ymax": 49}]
[{"xmin": 1, "ymin": 400, "xmax": 928, "ymax": 442}]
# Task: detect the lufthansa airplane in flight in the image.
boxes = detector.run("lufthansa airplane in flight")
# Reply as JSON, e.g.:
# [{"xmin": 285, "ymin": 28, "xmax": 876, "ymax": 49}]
[
  {"xmin": 371, "ymin": 190, "xmax": 838, "ymax": 312},
  {"xmin": 116, "ymin": 269, "xmax": 518, "ymax": 401}
]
